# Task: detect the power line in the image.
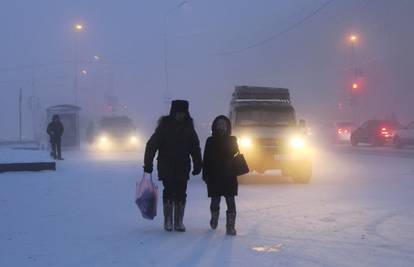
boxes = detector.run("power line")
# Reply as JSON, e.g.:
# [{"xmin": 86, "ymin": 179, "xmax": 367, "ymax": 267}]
[{"xmin": 213, "ymin": 0, "xmax": 336, "ymax": 56}]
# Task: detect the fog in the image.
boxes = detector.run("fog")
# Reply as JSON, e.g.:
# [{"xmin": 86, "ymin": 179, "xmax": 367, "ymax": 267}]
[{"xmin": 1, "ymin": 0, "xmax": 413, "ymax": 141}]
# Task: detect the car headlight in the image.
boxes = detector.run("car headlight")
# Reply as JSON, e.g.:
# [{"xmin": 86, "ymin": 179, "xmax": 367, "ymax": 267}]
[
  {"xmin": 238, "ymin": 137, "xmax": 253, "ymax": 148},
  {"xmin": 130, "ymin": 136, "xmax": 138, "ymax": 143},
  {"xmin": 100, "ymin": 135, "xmax": 109, "ymax": 143},
  {"xmin": 290, "ymin": 136, "xmax": 306, "ymax": 149}
]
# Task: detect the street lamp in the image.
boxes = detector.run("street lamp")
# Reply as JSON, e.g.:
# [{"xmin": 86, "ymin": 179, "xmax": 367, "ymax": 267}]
[
  {"xmin": 75, "ymin": 23, "xmax": 84, "ymax": 31},
  {"xmin": 163, "ymin": 1, "xmax": 188, "ymax": 108},
  {"xmin": 73, "ymin": 22, "xmax": 85, "ymax": 105},
  {"xmin": 348, "ymin": 33, "xmax": 361, "ymax": 124},
  {"xmin": 349, "ymin": 34, "xmax": 357, "ymax": 43}
]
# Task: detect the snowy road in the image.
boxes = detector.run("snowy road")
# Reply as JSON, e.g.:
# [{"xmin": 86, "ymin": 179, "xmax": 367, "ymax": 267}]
[{"xmin": 1, "ymin": 148, "xmax": 414, "ymax": 267}]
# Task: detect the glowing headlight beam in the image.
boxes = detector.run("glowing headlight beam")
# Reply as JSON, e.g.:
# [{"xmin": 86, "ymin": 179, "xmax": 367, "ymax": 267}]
[
  {"xmin": 238, "ymin": 137, "xmax": 253, "ymax": 148},
  {"xmin": 130, "ymin": 136, "xmax": 138, "ymax": 143},
  {"xmin": 100, "ymin": 136, "xmax": 108, "ymax": 143},
  {"xmin": 290, "ymin": 136, "xmax": 305, "ymax": 149}
]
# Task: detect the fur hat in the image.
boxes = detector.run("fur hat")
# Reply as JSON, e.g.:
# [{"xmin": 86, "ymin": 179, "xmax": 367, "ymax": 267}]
[{"xmin": 169, "ymin": 100, "xmax": 189, "ymax": 115}]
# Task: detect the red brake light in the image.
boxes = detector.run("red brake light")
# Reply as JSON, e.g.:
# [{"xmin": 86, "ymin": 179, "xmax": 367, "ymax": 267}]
[{"xmin": 380, "ymin": 126, "xmax": 392, "ymax": 137}]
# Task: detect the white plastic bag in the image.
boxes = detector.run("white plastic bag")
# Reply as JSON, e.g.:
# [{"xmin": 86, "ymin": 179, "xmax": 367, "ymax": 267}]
[{"xmin": 135, "ymin": 173, "xmax": 158, "ymax": 220}]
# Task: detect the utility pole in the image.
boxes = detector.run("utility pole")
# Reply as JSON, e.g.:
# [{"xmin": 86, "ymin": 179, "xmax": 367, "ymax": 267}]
[
  {"xmin": 30, "ymin": 63, "xmax": 40, "ymax": 142},
  {"xmin": 349, "ymin": 34, "xmax": 361, "ymax": 125},
  {"xmin": 18, "ymin": 88, "xmax": 22, "ymax": 142},
  {"xmin": 162, "ymin": 1, "xmax": 188, "ymax": 111},
  {"xmin": 73, "ymin": 23, "xmax": 84, "ymax": 105}
]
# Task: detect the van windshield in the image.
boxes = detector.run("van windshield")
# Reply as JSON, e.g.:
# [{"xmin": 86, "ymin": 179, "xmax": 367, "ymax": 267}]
[
  {"xmin": 100, "ymin": 117, "xmax": 135, "ymax": 132},
  {"xmin": 235, "ymin": 106, "xmax": 295, "ymax": 127}
]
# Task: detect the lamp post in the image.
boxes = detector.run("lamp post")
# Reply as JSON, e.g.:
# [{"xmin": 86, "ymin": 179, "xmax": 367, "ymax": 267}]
[
  {"xmin": 163, "ymin": 1, "xmax": 187, "ymax": 109},
  {"xmin": 73, "ymin": 23, "xmax": 84, "ymax": 105},
  {"xmin": 349, "ymin": 34, "xmax": 358, "ymax": 78},
  {"xmin": 349, "ymin": 34, "xmax": 360, "ymax": 124}
]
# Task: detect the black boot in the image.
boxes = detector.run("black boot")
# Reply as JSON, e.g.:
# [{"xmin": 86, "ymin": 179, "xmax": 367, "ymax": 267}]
[
  {"xmin": 210, "ymin": 208, "xmax": 219, "ymax": 230},
  {"xmin": 174, "ymin": 201, "xmax": 186, "ymax": 232},
  {"xmin": 226, "ymin": 211, "xmax": 237, "ymax": 236},
  {"xmin": 163, "ymin": 200, "xmax": 173, "ymax": 232}
]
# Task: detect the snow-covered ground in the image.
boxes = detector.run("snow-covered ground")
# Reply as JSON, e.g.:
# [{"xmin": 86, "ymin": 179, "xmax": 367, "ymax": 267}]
[
  {"xmin": 0, "ymin": 148, "xmax": 51, "ymax": 164},
  {"xmin": 1, "ymin": 147, "xmax": 413, "ymax": 267}
]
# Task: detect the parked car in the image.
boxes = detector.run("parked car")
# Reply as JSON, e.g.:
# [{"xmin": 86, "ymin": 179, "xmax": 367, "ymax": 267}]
[
  {"xmin": 350, "ymin": 120, "xmax": 395, "ymax": 146},
  {"xmin": 393, "ymin": 121, "xmax": 414, "ymax": 148},
  {"xmin": 333, "ymin": 121, "xmax": 355, "ymax": 143}
]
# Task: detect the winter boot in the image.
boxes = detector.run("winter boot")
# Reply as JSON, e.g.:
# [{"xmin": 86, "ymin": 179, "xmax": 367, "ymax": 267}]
[
  {"xmin": 210, "ymin": 208, "xmax": 219, "ymax": 230},
  {"xmin": 226, "ymin": 211, "xmax": 237, "ymax": 236},
  {"xmin": 174, "ymin": 201, "xmax": 186, "ymax": 232},
  {"xmin": 163, "ymin": 200, "xmax": 173, "ymax": 232}
]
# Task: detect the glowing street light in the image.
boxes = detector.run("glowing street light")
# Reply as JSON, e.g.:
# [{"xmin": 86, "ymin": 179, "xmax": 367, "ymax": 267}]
[
  {"xmin": 73, "ymin": 22, "xmax": 85, "ymax": 104},
  {"xmin": 349, "ymin": 34, "xmax": 357, "ymax": 43},
  {"xmin": 352, "ymin": 82, "xmax": 359, "ymax": 90},
  {"xmin": 75, "ymin": 23, "xmax": 84, "ymax": 31}
]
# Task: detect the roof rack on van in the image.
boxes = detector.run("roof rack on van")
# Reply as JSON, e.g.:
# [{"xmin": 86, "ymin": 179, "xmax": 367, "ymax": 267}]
[{"xmin": 232, "ymin": 86, "xmax": 291, "ymax": 104}]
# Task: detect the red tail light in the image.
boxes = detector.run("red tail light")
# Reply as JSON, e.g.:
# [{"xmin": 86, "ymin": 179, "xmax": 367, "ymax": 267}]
[{"xmin": 380, "ymin": 127, "xmax": 392, "ymax": 137}]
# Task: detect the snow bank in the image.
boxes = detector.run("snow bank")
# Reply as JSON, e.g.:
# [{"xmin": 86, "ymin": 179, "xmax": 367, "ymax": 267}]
[{"xmin": 0, "ymin": 148, "xmax": 51, "ymax": 164}]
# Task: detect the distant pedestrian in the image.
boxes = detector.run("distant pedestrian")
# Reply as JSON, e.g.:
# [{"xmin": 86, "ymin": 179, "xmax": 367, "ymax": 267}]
[
  {"xmin": 86, "ymin": 121, "xmax": 95, "ymax": 144},
  {"xmin": 143, "ymin": 100, "xmax": 202, "ymax": 232},
  {"xmin": 47, "ymin": 115, "xmax": 64, "ymax": 160},
  {"xmin": 202, "ymin": 115, "xmax": 239, "ymax": 235}
]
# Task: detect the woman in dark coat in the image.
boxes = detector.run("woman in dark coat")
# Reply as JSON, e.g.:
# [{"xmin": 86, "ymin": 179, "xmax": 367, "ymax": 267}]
[
  {"xmin": 47, "ymin": 114, "xmax": 64, "ymax": 160},
  {"xmin": 144, "ymin": 100, "xmax": 202, "ymax": 232},
  {"xmin": 202, "ymin": 115, "xmax": 239, "ymax": 235}
]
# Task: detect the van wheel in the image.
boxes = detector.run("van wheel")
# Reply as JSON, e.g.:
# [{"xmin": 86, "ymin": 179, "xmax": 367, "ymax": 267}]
[
  {"xmin": 291, "ymin": 161, "xmax": 312, "ymax": 184},
  {"xmin": 292, "ymin": 171, "xmax": 311, "ymax": 184}
]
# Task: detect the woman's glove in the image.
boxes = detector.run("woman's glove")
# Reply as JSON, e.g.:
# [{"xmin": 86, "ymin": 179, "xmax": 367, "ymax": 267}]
[
  {"xmin": 143, "ymin": 165, "xmax": 153, "ymax": 174},
  {"xmin": 192, "ymin": 167, "xmax": 201, "ymax": 176}
]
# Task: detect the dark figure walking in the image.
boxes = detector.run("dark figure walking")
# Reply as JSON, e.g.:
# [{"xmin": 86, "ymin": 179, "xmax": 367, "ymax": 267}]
[
  {"xmin": 47, "ymin": 114, "xmax": 64, "ymax": 160},
  {"xmin": 202, "ymin": 115, "xmax": 239, "ymax": 235},
  {"xmin": 144, "ymin": 100, "xmax": 202, "ymax": 232}
]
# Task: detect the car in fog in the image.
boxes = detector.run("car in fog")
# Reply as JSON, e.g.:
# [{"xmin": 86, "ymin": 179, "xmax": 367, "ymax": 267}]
[
  {"xmin": 350, "ymin": 120, "xmax": 395, "ymax": 146},
  {"xmin": 91, "ymin": 116, "xmax": 140, "ymax": 151},
  {"xmin": 393, "ymin": 121, "xmax": 414, "ymax": 148},
  {"xmin": 229, "ymin": 86, "xmax": 312, "ymax": 183},
  {"xmin": 333, "ymin": 121, "xmax": 355, "ymax": 143}
]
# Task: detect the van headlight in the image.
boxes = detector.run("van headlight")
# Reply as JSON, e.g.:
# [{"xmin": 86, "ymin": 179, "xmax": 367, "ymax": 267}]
[
  {"xmin": 289, "ymin": 136, "xmax": 306, "ymax": 149},
  {"xmin": 99, "ymin": 135, "xmax": 109, "ymax": 143},
  {"xmin": 130, "ymin": 136, "xmax": 138, "ymax": 143},
  {"xmin": 238, "ymin": 137, "xmax": 253, "ymax": 148}
]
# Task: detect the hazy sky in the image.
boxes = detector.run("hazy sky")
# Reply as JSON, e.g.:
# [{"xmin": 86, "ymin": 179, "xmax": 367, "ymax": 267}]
[{"xmin": 1, "ymin": 0, "xmax": 413, "ymax": 140}]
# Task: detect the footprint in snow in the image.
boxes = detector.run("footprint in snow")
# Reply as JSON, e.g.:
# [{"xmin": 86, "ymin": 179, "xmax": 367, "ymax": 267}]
[{"xmin": 320, "ymin": 216, "xmax": 336, "ymax": 223}]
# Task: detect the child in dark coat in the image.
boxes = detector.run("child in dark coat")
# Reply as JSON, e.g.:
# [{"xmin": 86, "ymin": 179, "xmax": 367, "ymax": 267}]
[{"xmin": 202, "ymin": 115, "xmax": 239, "ymax": 235}]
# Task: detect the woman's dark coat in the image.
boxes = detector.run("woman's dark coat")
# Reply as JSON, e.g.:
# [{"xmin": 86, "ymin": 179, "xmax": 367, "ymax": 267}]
[
  {"xmin": 47, "ymin": 115, "xmax": 64, "ymax": 142},
  {"xmin": 202, "ymin": 116, "xmax": 239, "ymax": 197},
  {"xmin": 144, "ymin": 116, "xmax": 202, "ymax": 182}
]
